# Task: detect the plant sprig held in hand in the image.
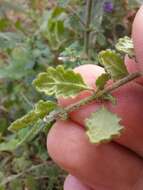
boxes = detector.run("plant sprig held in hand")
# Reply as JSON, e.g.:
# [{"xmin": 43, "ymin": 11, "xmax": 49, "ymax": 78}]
[{"xmin": 8, "ymin": 37, "xmax": 142, "ymax": 145}]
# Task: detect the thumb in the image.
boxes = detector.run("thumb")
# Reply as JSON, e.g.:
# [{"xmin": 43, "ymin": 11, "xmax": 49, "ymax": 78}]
[
  {"xmin": 125, "ymin": 56, "xmax": 143, "ymax": 85},
  {"xmin": 132, "ymin": 5, "xmax": 143, "ymax": 71},
  {"xmin": 125, "ymin": 6, "xmax": 143, "ymax": 86}
]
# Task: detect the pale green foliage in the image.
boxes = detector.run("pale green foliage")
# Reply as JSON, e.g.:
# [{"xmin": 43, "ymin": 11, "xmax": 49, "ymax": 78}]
[
  {"xmin": 86, "ymin": 107, "xmax": 123, "ymax": 144},
  {"xmin": 115, "ymin": 36, "xmax": 135, "ymax": 57},
  {"xmin": 0, "ymin": 121, "xmax": 46, "ymax": 151},
  {"xmin": 0, "ymin": 32, "xmax": 24, "ymax": 50},
  {"xmin": 0, "ymin": 47, "xmax": 34, "ymax": 79},
  {"xmin": 0, "ymin": 139, "xmax": 20, "ymax": 152},
  {"xmin": 96, "ymin": 73, "xmax": 110, "ymax": 90},
  {"xmin": 98, "ymin": 50, "xmax": 128, "ymax": 80},
  {"xmin": 33, "ymin": 65, "xmax": 90, "ymax": 98},
  {"xmin": 9, "ymin": 111, "xmax": 37, "ymax": 132},
  {"xmin": 34, "ymin": 100, "xmax": 57, "ymax": 118},
  {"xmin": 40, "ymin": 6, "xmax": 75, "ymax": 51},
  {"xmin": 16, "ymin": 121, "xmax": 46, "ymax": 147},
  {"xmin": 9, "ymin": 100, "xmax": 57, "ymax": 132},
  {"xmin": 1, "ymin": 0, "xmax": 139, "ymax": 189}
]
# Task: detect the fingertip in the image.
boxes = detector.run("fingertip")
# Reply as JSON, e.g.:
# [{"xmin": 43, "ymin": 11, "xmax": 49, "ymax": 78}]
[
  {"xmin": 74, "ymin": 64, "xmax": 105, "ymax": 88},
  {"xmin": 64, "ymin": 175, "xmax": 91, "ymax": 190},
  {"xmin": 125, "ymin": 55, "xmax": 139, "ymax": 73}
]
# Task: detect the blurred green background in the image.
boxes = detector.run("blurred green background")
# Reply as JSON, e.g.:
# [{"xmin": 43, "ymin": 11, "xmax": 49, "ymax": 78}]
[{"xmin": 0, "ymin": 0, "xmax": 142, "ymax": 189}]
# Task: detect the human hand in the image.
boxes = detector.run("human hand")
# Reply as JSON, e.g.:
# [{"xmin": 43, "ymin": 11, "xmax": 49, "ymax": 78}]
[{"xmin": 47, "ymin": 6, "xmax": 143, "ymax": 190}]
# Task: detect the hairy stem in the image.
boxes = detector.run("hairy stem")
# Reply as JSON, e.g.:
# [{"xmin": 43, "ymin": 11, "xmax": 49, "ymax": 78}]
[
  {"xmin": 44, "ymin": 72, "xmax": 142, "ymax": 123},
  {"xmin": 84, "ymin": 0, "xmax": 93, "ymax": 56}
]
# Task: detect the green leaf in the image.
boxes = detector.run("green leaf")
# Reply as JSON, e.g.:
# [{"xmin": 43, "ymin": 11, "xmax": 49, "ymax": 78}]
[
  {"xmin": 35, "ymin": 100, "xmax": 57, "ymax": 118},
  {"xmin": 0, "ymin": 121, "xmax": 46, "ymax": 151},
  {"xmin": 15, "ymin": 120, "xmax": 46, "ymax": 148},
  {"xmin": 40, "ymin": 6, "xmax": 74, "ymax": 50},
  {"xmin": 52, "ymin": 7, "xmax": 65, "ymax": 18},
  {"xmin": 96, "ymin": 73, "xmax": 110, "ymax": 90},
  {"xmin": 55, "ymin": 20, "xmax": 65, "ymax": 43},
  {"xmin": 8, "ymin": 111, "xmax": 38, "ymax": 132},
  {"xmin": 33, "ymin": 65, "xmax": 90, "ymax": 98},
  {"xmin": 86, "ymin": 107, "xmax": 123, "ymax": 144},
  {"xmin": 115, "ymin": 36, "xmax": 135, "ymax": 58},
  {"xmin": 8, "ymin": 100, "xmax": 56, "ymax": 132},
  {"xmin": 98, "ymin": 50, "xmax": 128, "ymax": 80}
]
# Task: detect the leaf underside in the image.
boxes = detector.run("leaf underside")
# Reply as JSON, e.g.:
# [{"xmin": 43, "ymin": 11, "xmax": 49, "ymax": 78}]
[
  {"xmin": 86, "ymin": 107, "xmax": 123, "ymax": 144},
  {"xmin": 98, "ymin": 50, "xmax": 128, "ymax": 80},
  {"xmin": 96, "ymin": 73, "xmax": 110, "ymax": 90},
  {"xmin": 8, "ymin": 100, "xmax": 57, "ymax": 132},
  {"xmin": 33, "ymin": 65, "xmax": 90, "ymax": 98},
  {"xmin": 115, "ymin": 36, "xmax": 135, "ymax": 57},
  {"xmin": 0, "ymin": 120, "xmax": 46, "ymax": 151}
]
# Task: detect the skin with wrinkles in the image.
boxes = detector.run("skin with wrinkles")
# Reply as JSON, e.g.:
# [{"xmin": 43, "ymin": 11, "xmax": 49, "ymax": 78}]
[{"xmin": 47, "ymin": 6, "xmax": 143, "ymax": 190}]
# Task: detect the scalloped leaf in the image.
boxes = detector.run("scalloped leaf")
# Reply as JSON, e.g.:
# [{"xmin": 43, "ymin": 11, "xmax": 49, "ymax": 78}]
[
  {"xmin": 8, "ymin": 100, "xmax": 56, "ymax": 132},
  {"xmin": 96, "ymin": 73, "xmax": 110, "ymax": 90},
  {"xmin": 0, "ymin": 121, "xmax": 46, "ymax": 151},
  {"xmin": 35, "ymin": 100, "xmax": 57, "ymax": 118},
  {"xmin": 98, "ymin": 50, "xmax": 128, "ymax": 80},
  {"xmin": 15, "ymin": 120, "xmax": 46, "ymax": 148},
  {"xmin": 33, "ymin": 65, "xmax": 90, "ymax": 98},
  {"xmin": 86, "ymin": 107, "xmax": 123, "ymax": 144},
  {"xmin": 115, "ymin": 36, "xmax": 135, "ymax": 58}
]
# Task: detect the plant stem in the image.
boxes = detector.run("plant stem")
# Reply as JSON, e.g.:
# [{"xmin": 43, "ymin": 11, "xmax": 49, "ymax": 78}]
[
  {"xmin": 44, "ymin": 72, "xmax": 142, "ymax": 123},
  {"xmin": 84, "ymin": 0, "xmax": 93, "ymax": 56},
  {"xmin": 67, "ymin": 5, "xmax": 86, "ymax": 28}
]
